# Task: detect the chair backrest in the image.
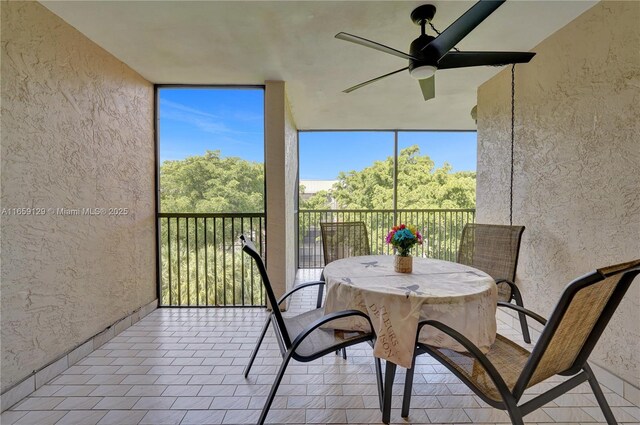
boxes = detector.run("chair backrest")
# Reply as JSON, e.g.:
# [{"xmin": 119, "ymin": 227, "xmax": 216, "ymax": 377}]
[
  {"xmin": 457, "ymin": 223, "xmax": 525, "ymax": 284},
  {"xmin": 513, "ymin": 259, "xmax": 640, "ymax": 398},
  {"xmin": 239, "ymin": 235, "xmax": 292, "ymax": 349},
  {"xmin": 320, "ymin": 221, "xmax": 371, "ymax": 265}
]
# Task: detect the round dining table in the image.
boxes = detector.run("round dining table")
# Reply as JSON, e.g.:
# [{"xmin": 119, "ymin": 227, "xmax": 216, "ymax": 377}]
[
  {"xmin": 323, "ymin": 254, "xmax": 498, "ymax": 424},
  {"xmin": 322, "ymin": 254, "xmax": 497, "ymax": 369}
]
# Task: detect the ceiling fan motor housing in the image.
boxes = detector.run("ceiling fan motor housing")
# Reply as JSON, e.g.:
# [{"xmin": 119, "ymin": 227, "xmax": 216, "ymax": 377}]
[{"xmin": 409, "ymin": 34, "xmax": 438, "ymax": 75}]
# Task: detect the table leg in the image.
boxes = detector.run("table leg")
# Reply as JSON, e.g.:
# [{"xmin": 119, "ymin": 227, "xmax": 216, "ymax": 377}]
[{"xmin": 382, "ymin": 361, "xmax": 397, "ymax": 424}]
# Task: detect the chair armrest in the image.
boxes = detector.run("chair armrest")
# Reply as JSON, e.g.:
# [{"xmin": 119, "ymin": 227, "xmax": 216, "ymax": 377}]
[
  {"xmin": 497, "ymin": 302, "xmax": 547, "ymax": 326},
  {"xmin": 416, "ymin": 320, "xmax": 512, "ymax": 398},
  {"xmin": 277, "ymin": 280, "xmax": 325, "ymax": 306},
  {"xmin": 495, "ymin": 278, "xmax": 517, "ymax": 293},
  {"xmin": 291, "ymin": 309, "xmax": 374, "ymax": 350}
]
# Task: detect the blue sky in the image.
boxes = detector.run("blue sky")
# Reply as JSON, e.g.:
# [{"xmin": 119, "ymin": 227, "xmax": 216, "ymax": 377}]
[
  {"xmin": 159, "ymin": 88, "xmax": 264, "ymax": 163},
  {"xmin": 299, "ymin": 131, "xmax": 476, "ymax": 180},
  {"xmin": 159, "ymin": 88, "xmax": 477, "ymax": 179}
]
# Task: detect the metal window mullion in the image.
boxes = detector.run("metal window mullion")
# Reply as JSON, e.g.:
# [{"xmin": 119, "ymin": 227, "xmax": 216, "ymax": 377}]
[{"xmin": 393, "ymin": 131, "xmax": 398, "ymax": 225}]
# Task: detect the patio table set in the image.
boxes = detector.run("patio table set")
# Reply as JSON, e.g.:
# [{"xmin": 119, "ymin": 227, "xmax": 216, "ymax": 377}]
[{"xmin": 239, "ymin": 222, "xmax": 640, "ymax": 425}]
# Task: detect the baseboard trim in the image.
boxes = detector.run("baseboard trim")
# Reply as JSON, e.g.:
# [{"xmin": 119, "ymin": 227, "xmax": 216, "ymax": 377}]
[{"xmin": 0, "ymin": 299, "xmax": 158, "ymax": 412}]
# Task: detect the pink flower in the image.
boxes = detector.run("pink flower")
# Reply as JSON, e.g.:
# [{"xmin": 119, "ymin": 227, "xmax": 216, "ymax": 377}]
[{"xmin": 385, "ymin": 231, "xmax": 394, "ymax": 244}]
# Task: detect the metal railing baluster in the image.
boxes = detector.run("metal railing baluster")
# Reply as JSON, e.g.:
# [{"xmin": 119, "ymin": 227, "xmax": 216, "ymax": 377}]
[
  {"xmin": 167, "ymin": 218, "xmax": 172, "ymax": 306},
  {"xmin": 296, "ymin": 209, "xmax": 475, "ymax": 267},
  {"xmin": 176, "ymin": 218, "xmax": 181, "ymax": 306},
  {"xmin": 204, "ymin": 217, "xmax": 208, "ymax": 307},
  {"xmin": 213, "ymin": 217, "xmax": 218, "ymax": 306}
]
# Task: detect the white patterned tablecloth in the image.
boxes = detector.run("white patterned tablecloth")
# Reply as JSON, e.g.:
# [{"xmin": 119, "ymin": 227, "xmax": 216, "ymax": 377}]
[{"xmin": 323, "ymin": 255, "xmax": 497, "ymax": 368}]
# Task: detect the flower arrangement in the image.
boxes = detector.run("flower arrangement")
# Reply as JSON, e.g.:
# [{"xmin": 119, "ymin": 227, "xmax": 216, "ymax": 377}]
[{"xmin": 385, "ymin": 224, "xmax": 423, "ymax": 257}]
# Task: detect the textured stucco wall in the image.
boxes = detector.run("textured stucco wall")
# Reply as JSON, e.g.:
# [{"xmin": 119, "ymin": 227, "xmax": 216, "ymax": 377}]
[
  {"xmin": 265, "ymin": 81, "xmax": 298, "ymax": 301},
  {"xmin": 284, "ymin": 94, "xmax": 299, "ymax": 294},
  {"xmin": 1, "ymin": 2, "xmax": 155, "ymax": 391},
  {"xmin": 477, "ymin": 1, "xmax": 639, "ymax": 386}
]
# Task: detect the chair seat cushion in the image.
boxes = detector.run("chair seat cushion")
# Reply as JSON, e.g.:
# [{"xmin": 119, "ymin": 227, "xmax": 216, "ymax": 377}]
[
  {"xmin": 283, "ymin": 309, "xmax": 369, "ymax": 359},
  {"xmin": 423, "ymin": 333, "xmax": 531, "ymax": 403}
]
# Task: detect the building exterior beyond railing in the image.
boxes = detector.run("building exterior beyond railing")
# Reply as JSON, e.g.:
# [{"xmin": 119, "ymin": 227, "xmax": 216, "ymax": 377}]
[
  {"xmin": 298, "ymin": 209, "xmax": 476, "ymax": 268},
  {"xmin": 158, "ymin": 213, "xmax": 266, "ymax": 307}
]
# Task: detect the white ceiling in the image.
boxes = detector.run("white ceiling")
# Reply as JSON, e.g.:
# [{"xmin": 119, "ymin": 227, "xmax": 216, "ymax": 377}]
[{"xmin": 42, "ymin": 1, "xmax": 596, "ymax": 130}]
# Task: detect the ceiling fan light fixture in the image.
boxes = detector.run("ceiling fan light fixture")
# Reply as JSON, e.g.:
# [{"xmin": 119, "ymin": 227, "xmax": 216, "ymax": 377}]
[{"xmin": 409, "ymin": 64, "xmax": 436, "ymax": 80}]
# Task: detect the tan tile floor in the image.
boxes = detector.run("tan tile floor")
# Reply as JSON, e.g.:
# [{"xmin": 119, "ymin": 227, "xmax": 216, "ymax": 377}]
[{"xmin": 2, "ymin": 269, "xmax": 639, "ymax": 425}]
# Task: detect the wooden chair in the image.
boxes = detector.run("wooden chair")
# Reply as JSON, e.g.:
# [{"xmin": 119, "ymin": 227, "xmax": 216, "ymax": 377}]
[
  {"xmin": 320, "ymin": 221, "xmax": 371, "ymax": 266},
  {"xmin": 240, "ymin": 235, "xmax": 384, "ymax": 425},
  {"xmin": 401, "ymin": 259, "xmax": 640, "ymax": 425},
  {"xmin": 458, "ymin": 223, "xmax": 531, "ymax": 342}
]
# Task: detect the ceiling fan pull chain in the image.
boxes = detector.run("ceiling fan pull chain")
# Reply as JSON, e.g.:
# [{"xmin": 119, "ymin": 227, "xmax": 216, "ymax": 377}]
[{"xmin": 510, "ymin": 64, "xmax": 515, "ymax": 226}]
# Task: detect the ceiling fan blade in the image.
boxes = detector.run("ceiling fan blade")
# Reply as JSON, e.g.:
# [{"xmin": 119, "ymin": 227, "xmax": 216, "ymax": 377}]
[
  {"xmin": 418, "ymin": 76, "xmax": 435, "ymax": 101},
  {"xmin": 343, "ymin": 67, "xmax": 409, "ymax": 93},
  {"xmin": 438, "ymin": 51, "xmax": 535, "ymax": 69},
  {"xmin": 336, "ymin": 32, "xmax": 417, "ymax": 61},
  {"xmin": 423, "ymin": 0, "xmax": 506, "ymax": 59}
]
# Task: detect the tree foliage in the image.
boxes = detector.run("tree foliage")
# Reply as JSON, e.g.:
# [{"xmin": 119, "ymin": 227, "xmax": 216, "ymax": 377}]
[
  {"xmin": 160, "ymin": 150, "xmax": 264, "ymax": 213},
  {"xmin": 160, "ymin": 145, "xmax": 474, "ymax": 213},
  {"xmin": 299, "ymin": 189, "xmax": 332, "ymax": 210},
  {"xmin": 308, "ymin": 145, "xmax": 475, "ymax": 210}
]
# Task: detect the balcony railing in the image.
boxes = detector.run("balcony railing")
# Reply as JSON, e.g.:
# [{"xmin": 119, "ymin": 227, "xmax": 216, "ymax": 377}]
[
  {"xmin": 298, "ymin": 209, "xmax": 476, "ymax": 268},
  {"xmin": 158, "ymin": 213, "xmax": 266, "ymax": 307},
  {"xmin": 158, "ymin": 208, "xmax": 475, "ymax": 306}
]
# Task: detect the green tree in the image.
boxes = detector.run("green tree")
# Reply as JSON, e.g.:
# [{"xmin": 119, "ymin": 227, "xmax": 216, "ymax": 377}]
[
  {"xmin": 160, "ymin": 150, "xmax": 264, "ymax": 213},
  {"xmin": 299, "ymin": 189, "xmax": 332, "ymax": 210},
  {"xmin": 331, "ymin": 145, "xmax": 475, "ymax": 210}
]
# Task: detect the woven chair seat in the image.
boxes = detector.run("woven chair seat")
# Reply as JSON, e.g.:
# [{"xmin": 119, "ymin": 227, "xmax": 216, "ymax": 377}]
[
  {"xmin": 320, "ymin": 221, "xmax": 371, "ymax": 266},
  {"xmin": 283, "ymin": 309, "xmax": 369, "ymax": 358},
  {"xmin": 457, "ymin": 223, "xmax": 530, "ymax": 342},
  {"xmin": 424, "ymin": 334, "xmax": 531, "ymax": 402}
]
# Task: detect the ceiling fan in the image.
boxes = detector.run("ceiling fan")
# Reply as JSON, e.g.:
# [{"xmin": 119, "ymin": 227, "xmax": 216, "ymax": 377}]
[{"xmin": 335, "ymin": 0, "xmax": 535, "ymax": 101}]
